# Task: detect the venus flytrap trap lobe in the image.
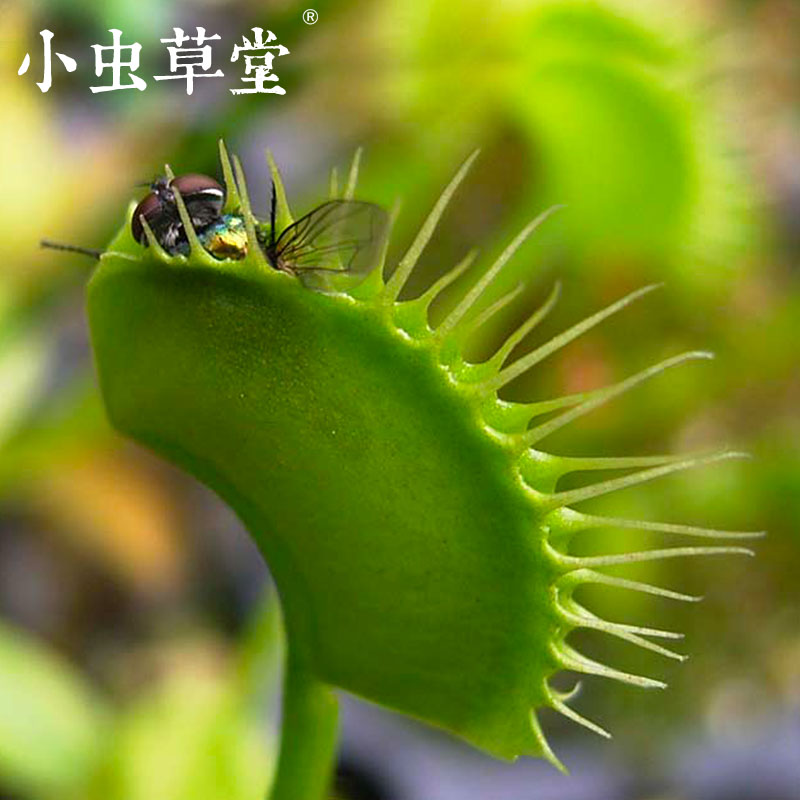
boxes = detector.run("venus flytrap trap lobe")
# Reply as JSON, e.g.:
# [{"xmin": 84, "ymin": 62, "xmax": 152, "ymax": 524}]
[{"xmin": 84, "ymin": 141, "xmax": 761, "ymax": 797}]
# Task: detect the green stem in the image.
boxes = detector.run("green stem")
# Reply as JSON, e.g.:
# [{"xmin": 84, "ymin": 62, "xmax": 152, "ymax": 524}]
[{"xmin": 268, "ymin": 648, "xmax": 340, "ymax": 800}]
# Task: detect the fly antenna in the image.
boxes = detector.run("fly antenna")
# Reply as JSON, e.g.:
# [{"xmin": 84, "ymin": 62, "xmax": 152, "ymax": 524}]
[{"xmin": 40, "ymin": 239, "xmax": 103, "ymax": 260}]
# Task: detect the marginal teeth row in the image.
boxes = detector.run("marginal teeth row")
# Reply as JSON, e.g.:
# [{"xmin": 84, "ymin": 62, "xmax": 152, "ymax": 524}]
[
  {"xmin": 421, "ymin": 250, "xmax": 479, "ymax": 308},
  {"xmin": 266, "ymin": 148, "xmax": 294, "ymax": 231},
  {"xmin": 344, "ymin": 147, "xmax": 363, "ymax": 201},
  {"xmin": 383, "ymin": 150, "xmax": 480, "ymax": 303},
  {"xmin": 488, "ymin": 283, "xmax": 664, "ymax": 392},
  {"xmin": 550, "ymin": 695, "xmax": 612, "ymax": 739},
  {"xmin": 568, "ymin": 511, "xmax": 764, "ymax": 541},
  {"xmin": 437, "ymin": 206, "xmax": 564, "ymax": 341},
  {"xmin": 230, "ymin": 154, "xmax": 268, "ymax": 271},
  {"xmin": 329, "ymin": 166, "xmax": 339, "ymax": 199},
  {"xmin": 458, "ymin": 281, "xmax": 526, "ymax": 339},
  {"xmin": 520, "ymin": 351, "xmax": 714, "ymax": 448},
  {"xmin": 375, "ymin": 151, "xmax": 760, "ymax": 765},
  {"xmin": 218, "ymin": 140, "xmax": 242, "ymax": 214},
  {"xmin": 553, "ymin": 641, "xmax": 668, "ymax": 689},
  {"xmin": 481, "ymin": 281, "xmax": 562, "ymax": 373},
  {"xmin": 576, "ymin": 570, "xmax": 703, "ymax": 602},
  {"xmin": 540, "ymin": 450, "xmax": 751, "ymax": 511},
  {"xmin": 566, "ymin": 545, "xmax": 754, "ymax": 568}
]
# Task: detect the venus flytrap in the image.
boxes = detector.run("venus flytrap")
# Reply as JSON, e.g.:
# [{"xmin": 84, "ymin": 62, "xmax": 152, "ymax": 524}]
[{"xmin": 85, "ymin": 141, "xmax": 760, "ymax": 799}]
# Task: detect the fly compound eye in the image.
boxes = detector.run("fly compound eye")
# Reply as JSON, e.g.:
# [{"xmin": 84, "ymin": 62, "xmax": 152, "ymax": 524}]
[
  {"xmin": 131, "ymin": 173, "xmax": 226, "ymax": 251},
  {"xmin": 169, "ymin": 174, "xmax": 225, "ymax": 215},
  {"xmin": 131, "ymin": 190, "xmax": 163, "ymax": 244}
]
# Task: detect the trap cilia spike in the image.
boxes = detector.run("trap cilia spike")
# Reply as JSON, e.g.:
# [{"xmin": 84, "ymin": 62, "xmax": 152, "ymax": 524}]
[{"xmin": 80, "ymin": 141, "xmax": 761, "ymax": 798}]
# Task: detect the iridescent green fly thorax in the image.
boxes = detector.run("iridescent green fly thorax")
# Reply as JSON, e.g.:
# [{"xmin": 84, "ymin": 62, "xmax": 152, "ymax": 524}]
[
  {"xmin": 87, "ymin": 141, "xmax": 760, "ymax": 790},
  {"xmin": 201, "ymin": 213, "xmax": 249, "ymax": 260},
  {"xmin": 172, "ymin": 213, "xmax": 250, "ymax": 260}
]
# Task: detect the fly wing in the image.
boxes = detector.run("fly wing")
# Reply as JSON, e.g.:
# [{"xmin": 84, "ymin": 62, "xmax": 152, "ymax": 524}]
[{"xmin": 274, "ymin": 200, "xmax": 389, "ymax": 275}]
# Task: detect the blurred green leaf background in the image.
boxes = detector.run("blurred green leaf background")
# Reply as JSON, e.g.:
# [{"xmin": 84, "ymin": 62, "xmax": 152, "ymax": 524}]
[{"xmin": 0, "ymin": 0, "xmax": 797, "ymax": 798}]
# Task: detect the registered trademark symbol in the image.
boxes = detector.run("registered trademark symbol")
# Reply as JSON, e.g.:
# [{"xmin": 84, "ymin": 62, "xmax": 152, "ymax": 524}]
[{"xmin": 303, "ymin": 9, "xmax": 318, "ymax": 24}]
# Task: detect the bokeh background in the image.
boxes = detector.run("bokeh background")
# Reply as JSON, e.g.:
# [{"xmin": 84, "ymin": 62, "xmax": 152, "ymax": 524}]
[{"xmin": 0, "ymin": 0, "xmax": 798, "ymax": 798}]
